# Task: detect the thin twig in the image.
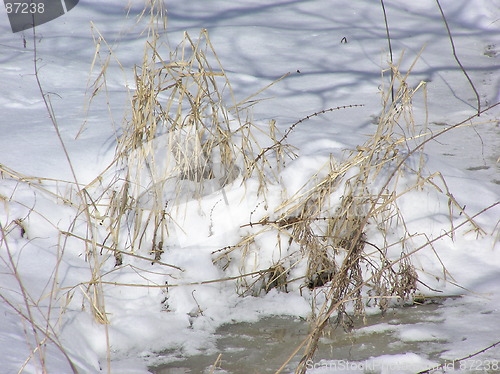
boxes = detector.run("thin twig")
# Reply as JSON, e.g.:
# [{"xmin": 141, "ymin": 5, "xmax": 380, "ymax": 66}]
[
  {"xmin": 417, "ymin": 340, "xmax": 500, "ymax": 374},
  {"xmin": 0, "ymin": 224, "xmax": 79, "ymax": 373},
  {"xmin": 380, "ymin": 0, "xmax": 394, "ymax": 104},
  {"xmin": 435, "ymin": 0, "xmax": 481, "ymax": 116},
  {"xmin": 253, "ymin": 105, "xmax": 364, "ymax": 165}
]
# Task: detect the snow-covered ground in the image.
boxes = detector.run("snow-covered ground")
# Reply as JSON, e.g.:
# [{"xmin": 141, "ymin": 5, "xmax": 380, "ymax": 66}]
[{"xmin": 0, "ymin": 1, "xmax": 499, "ymax": 373}]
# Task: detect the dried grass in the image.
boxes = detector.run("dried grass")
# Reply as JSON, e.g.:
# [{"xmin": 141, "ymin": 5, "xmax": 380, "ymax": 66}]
[
  {"xmin": 1, "ymin": 1, "xmax": 499, "ymax": 373},
  {"xmin": 207, "ymin": 52, "xmax": 495, "ymax": 373},
  {"xmin": 85, "ymin": 14, "xmax": 296, "ymax": 269}
]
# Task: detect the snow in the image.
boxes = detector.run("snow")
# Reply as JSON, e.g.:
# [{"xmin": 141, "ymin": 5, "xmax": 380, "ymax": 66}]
[{"xmin": 1, "ymin": 0, "xmax": 499, "ymax": 373}]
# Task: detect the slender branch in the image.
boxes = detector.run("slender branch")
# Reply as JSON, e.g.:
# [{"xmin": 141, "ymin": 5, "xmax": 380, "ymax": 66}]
[
  {"xmin": 0, "ymin": 223, "xmax": 79, "ymax": 373},
  {"xmin": 417, "ymin": 340, "xmax": 500, "ymax": 374},
  {"xmin": 380, "ymin": 0, "xmax": 394, "ymax": 104},
  {"xmin": 253, "ymin": 105, "xmax": 364, "ymax": 165},
  {"xmin": 435, "ymin": 0, "xmax": 481, "ymax": 116}
]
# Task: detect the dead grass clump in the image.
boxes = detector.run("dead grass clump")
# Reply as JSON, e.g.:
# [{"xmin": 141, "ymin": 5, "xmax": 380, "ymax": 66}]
[
  {"xmin": 209, "ymin": 53, "xmax": 492, "ymax": 373},
  {"xmin": 86, "ymin": 17, "xmax": 295, "ymax": 267},
  {"xmin": 292, "ymin": 57, "xmax": 493, "ymax": 372}
]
